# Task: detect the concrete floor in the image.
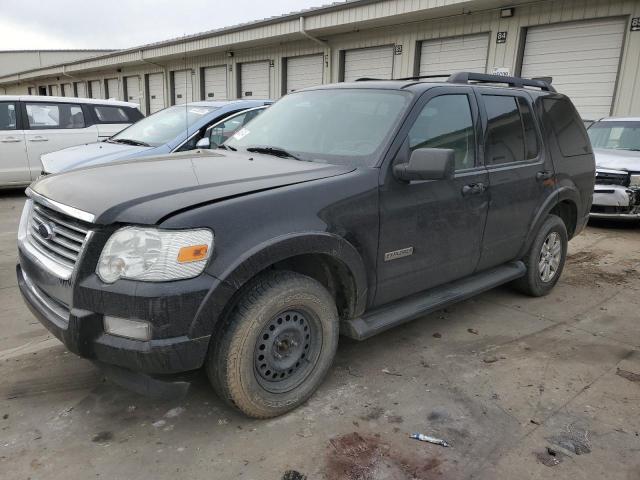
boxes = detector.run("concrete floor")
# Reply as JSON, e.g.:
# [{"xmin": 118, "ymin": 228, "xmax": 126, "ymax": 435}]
[{"xmin": 0, "ymin": 190, "xmax": 639, "ymax": 480}]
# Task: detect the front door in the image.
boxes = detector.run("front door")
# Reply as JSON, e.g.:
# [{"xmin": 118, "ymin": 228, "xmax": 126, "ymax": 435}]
[
  {"xmin": 376, "ymin": 87, "xmax": 489, "ymax": 307},
  {"xmin": 0, "ymin": 101, "xmax": 29, "ymax": 185}
]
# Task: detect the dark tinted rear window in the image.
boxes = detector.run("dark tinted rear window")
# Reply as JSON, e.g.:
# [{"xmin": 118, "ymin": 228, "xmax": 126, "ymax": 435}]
[
  {"xmin": 542, "ymin": 97, "xmax": 591, "ymax": 157},
  {"xmin": 484, "ymin": 95, "xmax": 526, "ymax": 165},
  {"xmin": 93, "ymin": 105, "xmax": 130, "ymax": 123}
]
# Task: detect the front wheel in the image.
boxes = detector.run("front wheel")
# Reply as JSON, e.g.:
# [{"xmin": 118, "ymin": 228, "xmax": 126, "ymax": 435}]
[
  {"xmin": 206, "ymin": 271, "xmax": 339, "ymax": 418},
  {"xmin": 513, "ymin": 214, "xmax": 568, "ymax": 297}
]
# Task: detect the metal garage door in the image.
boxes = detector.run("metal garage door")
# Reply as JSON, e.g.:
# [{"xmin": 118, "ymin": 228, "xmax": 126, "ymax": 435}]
[
  {"xmin": 240, "ymin": 61, "xmax": 270, "ymax": 98},
  {"xmin": 106, "ymin": 78, "xmax": 119, "ymax": 99},
  {"xmin": 61, "ymin": 83, "xmax": 72, "ymax": 97},
  {"xmin": 75, "ymin": 82, "xmax": 87, "ymax": 98},
  {"xmin": 147, "ymin": 73, "xmax": 166, "ymax": 114},
  {"xmin": 48, "ymin": 85, "xmax": 59, "ymax": 96},
  {"xmin": 285, "ymin": 55, "xmax": 324, "ymax": 93},
  {"xmin": 124, "ymin": 76, "xmax": 141, "ymax": 104},
  {"xmin": 521, "ymin": 18, "xmax": 626, "ymax": 120},
  {"xmin": 343, "ymin": 46, "xmax": 394, "ymax": 82},
  {"xmin": 173, "ymin": 70, "xmax": 194, "ymax": 105},
  {"xmin": 419, "ymin": 33, "xmax": 489, "ymax": 76},
  {"xmin": 202, "ymin": 66, "xmax": 228, "ymax": 100},
  {"xmin": 89, "ymin": 80, "xmax": 102, "ymax": 99}
]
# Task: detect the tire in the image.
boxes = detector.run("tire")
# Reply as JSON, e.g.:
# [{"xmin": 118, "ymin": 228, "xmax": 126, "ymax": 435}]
[
  {"xmin": 513, "ymin": 214, "xmax": 568, "ymax": 297},
  {"xmin": 206, "ymin": 270, "xmax": 339, "ymax": 418}
]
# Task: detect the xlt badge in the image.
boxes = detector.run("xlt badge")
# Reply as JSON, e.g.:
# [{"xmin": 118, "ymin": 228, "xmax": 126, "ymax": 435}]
[{"xmin": 384, "ymin": 247, "xmax": 414, "ymax": 261}]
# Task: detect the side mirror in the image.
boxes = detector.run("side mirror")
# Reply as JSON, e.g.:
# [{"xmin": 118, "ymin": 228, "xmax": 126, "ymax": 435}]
[
  {"xmin": 393, "ymin": 148, "xmax": 455, "ymax": 182},
  {"xmin": 196, "ymin": 137, "xmax": 211, "ymax": 149}
]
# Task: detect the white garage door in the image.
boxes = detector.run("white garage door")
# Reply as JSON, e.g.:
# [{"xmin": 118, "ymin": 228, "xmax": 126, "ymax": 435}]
[
  {"xmin": 148, "ymin": 73, "xmax": 166, "ymax": 114},
  {"xmin": 48, "ymin": 85, "xmax": 59, "ymax": 96},
  {"xmin": 61, "ymin": 83, "xmax": 73, "ymax": 97},
  {"xmin": 521, "ymin": 18, "xmax": 626, "ymax": 120},
  {"xmin": 106, "ymin": 78, "xmax": 119, "ymax": 99},
  {"xmin": 419, "ymin": 33, "xmax": 489, "ymax": 76},
  {"xmin": 173, "ymin": 70, "xmax": 194, "ymax": 105},
  {"xmin": 240, "ymin": 61, "xmax": 270, "ymax": 98},
  {"xmin": 286, "ymin": 55, "xmax": 324, "ymax": 93},
  {"xmin": 344, "ymin": 46, "xmax": 394, "ymax": 82},
  {"xmin": 75, "ymin": 82, "xmax": 87, "ymax": 98},
  {"xmin": 202, "ymin": 66, "xmax": 228, "ymax": 100},
  {"xmin": 89, "ymin": 80, "xmax": 102, "ymax": 99},
  {"xmin": 125, "ymin": 76, "xmax": 141, "ymax": 104}
]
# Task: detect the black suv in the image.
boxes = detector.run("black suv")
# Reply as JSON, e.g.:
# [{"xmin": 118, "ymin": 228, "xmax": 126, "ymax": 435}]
[{"xmin": 17, "ymin": 73, "xmax": 595, "ymax": 418}]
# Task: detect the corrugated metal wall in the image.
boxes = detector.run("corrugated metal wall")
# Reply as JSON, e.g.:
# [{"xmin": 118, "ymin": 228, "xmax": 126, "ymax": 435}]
[{"xmin": 2, "ymin": 0, "xmax": 639, "ymax": 116}]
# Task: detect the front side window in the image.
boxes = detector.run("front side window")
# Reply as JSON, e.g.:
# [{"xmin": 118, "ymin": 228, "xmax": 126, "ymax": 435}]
[
  {"xmin": 94, "ymin": 105, "xmax": 129, "ymax": 123},
  {"xmin": 0, "ymin": 103, "xmax": 17, "ymax": 130},
  {"xmin": 225, "ymin": 89, "xmax": 411, "ymax": 167},
  {"xmin": 25, "ymin": 103, "xmax": 85, "ymax": 129},
  {"xmin": 588, "ymin": 121, "xmax": 640, "ymax": 152},
  {"xmin": 408, "ymin": 94, "xmax": 476, "ymax": 170}
]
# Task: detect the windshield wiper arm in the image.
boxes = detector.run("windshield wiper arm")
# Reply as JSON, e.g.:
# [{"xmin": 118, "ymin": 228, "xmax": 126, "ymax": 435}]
[
  {"xmin": 246, "ymin": 146, "xmax": 300, "ymax": 160},
  {"xmin": 217, "ymin": 144, "xmax": 237, "ymax": 151},
  {"xmin": 111, "ymin": 138, "xmax": 151, "ymax": 147}
]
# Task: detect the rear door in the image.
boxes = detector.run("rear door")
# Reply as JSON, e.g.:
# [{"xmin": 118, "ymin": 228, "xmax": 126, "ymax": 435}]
[
  {"xmin": 0, "ymin": 101, "xmax": 29, "ymax": 185},
  {"xmin": 23, "ymin": 101, "xmax": 98, "ymax": 178},
  {"xmin": 475, "ymin": 90, "xmax": 553, "ymax": 270}
]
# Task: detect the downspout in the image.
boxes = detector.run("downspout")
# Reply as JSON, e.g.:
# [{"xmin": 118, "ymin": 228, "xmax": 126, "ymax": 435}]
[{"xmin": 299, "ymin": 16, "xmax": 332, "ymax": 82}]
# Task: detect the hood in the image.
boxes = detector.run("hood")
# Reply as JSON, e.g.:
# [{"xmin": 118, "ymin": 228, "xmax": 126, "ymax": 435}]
[
  {"xmin": 41, "ymin": 141, "xmax": 156, "ymax": 174},
  {"xmin": 594, "ymin": 148, "xmax": 640, "ymax": 172},
  {"xmin": 31, "ymin": 150, "xmax": 354, "ymax": 225}
]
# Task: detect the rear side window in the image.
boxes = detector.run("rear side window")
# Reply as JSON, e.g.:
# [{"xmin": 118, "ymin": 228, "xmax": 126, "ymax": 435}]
[
  {"xmin": 484, "ymin": 95, "xmax": 538, "ymax": 165},
  {"xmin": 0, "ymin": 102, "xmax": 17, "ymax": 130},
  {"xmin": 542, "ymin": 97, "xmax": 591, "ymax": 157},
  {"xmin": 25, "ymin": 103, "xmax": 85, "ymax": 129},
  {"xmin": 93, "ymin": 105, "xmax": 129, "ymax": 123}
]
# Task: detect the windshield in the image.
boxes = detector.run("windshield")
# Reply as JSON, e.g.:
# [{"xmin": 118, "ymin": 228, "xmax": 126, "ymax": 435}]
[
  {"xmin": 588, "ymin": 121, "xmax": 640, "ymax": 151},
  {"xmin": 224, "ymin": 89, "xmax": 411, "ymax": 166},
  {"xmin": 111, "ymin": 105, "xmax": 217, "ymax": 147}
]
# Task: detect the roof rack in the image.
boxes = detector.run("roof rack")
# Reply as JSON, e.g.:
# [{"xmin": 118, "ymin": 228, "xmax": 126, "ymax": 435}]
[
  {"xmin": 447, "ymin": 72, "xmax": 556, "ymax": 92},
  {"xmin": 354, "ymin": 77, "xmax": 386, "ymax": 81},
  {"xmin": 396, "ymin": 74, "xmax": 451, "ymax": 81}
]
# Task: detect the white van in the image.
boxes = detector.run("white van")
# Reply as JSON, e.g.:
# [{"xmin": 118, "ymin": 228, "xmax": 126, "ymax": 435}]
[{"xmin": 0, "ymin": 96, "xmax": 143, "ymax": 187}]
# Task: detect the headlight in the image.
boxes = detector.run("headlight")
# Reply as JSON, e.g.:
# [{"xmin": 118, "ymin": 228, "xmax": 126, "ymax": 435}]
[
  {"xmin": 630, "ymin": 174, "xmax": 640, "ymax": 188},
  {"xmin": 97, "ymin": 227, "xmax": 213, "ymax": 283}
]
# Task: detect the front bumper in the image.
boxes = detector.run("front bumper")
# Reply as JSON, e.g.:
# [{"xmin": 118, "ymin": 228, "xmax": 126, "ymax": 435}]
[
  {"xmin": 590, "ymin": 184, "xmax": 640, "ymax": 220},
  {"xmin": 17, "ymin": 263, "xmax": 211, "ymax": 375}
]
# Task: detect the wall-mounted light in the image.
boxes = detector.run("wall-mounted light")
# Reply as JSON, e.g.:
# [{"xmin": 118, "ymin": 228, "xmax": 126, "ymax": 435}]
[
  {"xmin": 500, "ymin": 7, "xmax": 514, "ymax": 18},
  {"xmin": 226, "ymin": 51, "xmax": 234, "ymax": 58}
]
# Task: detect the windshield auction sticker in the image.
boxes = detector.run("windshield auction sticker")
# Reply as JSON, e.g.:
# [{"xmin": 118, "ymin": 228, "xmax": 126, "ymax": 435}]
[{"xmin": 233, "ymin": 128, "xmax": 250, "ymax": 140}]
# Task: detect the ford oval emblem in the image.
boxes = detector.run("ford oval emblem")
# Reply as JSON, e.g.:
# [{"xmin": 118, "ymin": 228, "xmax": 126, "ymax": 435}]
[{"xmin": 37, "ymin": 222, "xmax": 55, "ymax": 240}]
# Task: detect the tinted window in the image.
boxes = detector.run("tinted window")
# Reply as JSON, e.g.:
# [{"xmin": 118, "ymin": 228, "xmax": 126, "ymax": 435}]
[
  {"xmin": 0, "ymin": 103, "xmax": 17, "ymax": 130},
  {"xmin": 210, "ymin": 108, "xmax": 263, "ymax": 147},
  {"xmin": 26, "ymin": 103, "xmax": 85, "ymax": 129},
  {"xmin": 517, "ymin": 97, "xmax": 539, "ymax": 159},
  {"xmin": 484, "ymin": 95, "xmax": 528, "ymax": 165},
  {"xmin": 542, "ymin": 97, "xmax": 591, "ymax": 157},
  {"xmin": 93, "ymin": 105, "xmax": 129, "ymax": 123},
  {"xmin": 408, "ymin": 94, "xmax": 475, "ymax": 170}
]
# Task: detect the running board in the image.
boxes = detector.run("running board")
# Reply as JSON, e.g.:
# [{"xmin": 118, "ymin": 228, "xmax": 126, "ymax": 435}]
[{"xmin": 341, "ymin": 261, "xmax": 526, "ymax": 341}]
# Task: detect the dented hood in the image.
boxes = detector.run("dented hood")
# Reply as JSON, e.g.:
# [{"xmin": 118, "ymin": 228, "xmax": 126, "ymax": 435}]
[{"xmin": 31, "ymin": 150, "xmax": 353, "ymax": 225}]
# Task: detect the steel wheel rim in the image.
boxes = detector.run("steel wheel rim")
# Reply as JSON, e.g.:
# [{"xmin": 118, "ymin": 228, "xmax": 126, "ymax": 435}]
[
  {"xmin": 254, "ymin": 308, "xmax": 322, "ymax": 393},
  {"xmin": 538, "ymin": 232, "xmax": 562, "ymax": 282}
]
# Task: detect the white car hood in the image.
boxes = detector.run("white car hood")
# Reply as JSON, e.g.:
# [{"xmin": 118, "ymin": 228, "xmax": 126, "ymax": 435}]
[{"xmin": 594, "ymin": 148, "xmax": 640, "ymax": 172}]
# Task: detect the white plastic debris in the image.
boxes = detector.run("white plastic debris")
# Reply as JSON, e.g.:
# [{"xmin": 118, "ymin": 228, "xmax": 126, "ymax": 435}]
[{"xmin": 410, "ymin": 433, "xmax": 450, "ymax": 447}]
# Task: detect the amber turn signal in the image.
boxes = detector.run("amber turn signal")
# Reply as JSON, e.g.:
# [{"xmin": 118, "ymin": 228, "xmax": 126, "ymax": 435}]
[{"xmin": 177, "ymin": 244, "xmax": 209, "ymax": 263}]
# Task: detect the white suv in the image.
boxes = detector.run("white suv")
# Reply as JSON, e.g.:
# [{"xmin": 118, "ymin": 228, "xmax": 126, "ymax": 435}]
[{"xmin": 0, "ymin": 96, "xmax": 143, "ymax": 187}]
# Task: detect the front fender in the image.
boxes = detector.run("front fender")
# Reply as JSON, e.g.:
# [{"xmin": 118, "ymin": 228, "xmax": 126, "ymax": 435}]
[{"xmin": 189, "ymin": 232, "xmax": 368, "ymax": 338}]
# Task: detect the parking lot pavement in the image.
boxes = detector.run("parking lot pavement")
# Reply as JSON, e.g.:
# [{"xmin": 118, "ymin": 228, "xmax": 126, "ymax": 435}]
[{"xmin": 1, "ymin": 190, "xmax": 639, "ymax": 480}]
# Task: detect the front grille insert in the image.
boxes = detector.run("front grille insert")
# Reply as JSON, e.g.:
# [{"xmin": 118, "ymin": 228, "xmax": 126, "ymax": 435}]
[{"xmin": 595, "ymin": 171, "xmax": 629, "ymax": 187}]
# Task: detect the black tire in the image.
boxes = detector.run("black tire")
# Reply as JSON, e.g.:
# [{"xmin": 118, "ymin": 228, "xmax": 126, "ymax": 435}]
[
  {"xmin": 206, "ymin": 270, "xmax": 339, "ymax": 418},
  {"xmin": 513, "ymin": 214, "xmax": 568, "ymax": 297}
]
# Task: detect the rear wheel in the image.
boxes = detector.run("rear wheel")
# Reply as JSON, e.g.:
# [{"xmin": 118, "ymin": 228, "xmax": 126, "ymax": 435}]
[
  {"xmin": 513, "ymin": 214, "xmax": 568, "ymax": 297},
  {"xmin": 207, "ymin": 271, "xmax": 339, "ymax": 418}
]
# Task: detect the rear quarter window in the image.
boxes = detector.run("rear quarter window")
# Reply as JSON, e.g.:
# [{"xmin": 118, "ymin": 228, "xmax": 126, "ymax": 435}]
[
  {"xmin": 542, "ymin": 97, "xmax": 591, "ymax": 157},
  {"xmin": 93, "ymin": 105, "xmax": 132, "ymax": 123}
]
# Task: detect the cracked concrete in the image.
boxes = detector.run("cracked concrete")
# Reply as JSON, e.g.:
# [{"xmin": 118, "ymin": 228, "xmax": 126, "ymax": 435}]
[{"xmin": 0, "ymin": 192, "xmax": 639, "ymax": 479}]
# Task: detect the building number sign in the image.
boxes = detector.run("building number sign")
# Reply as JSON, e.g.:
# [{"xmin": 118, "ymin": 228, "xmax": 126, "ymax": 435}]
[
  {"xmin": 496, "ymin": 31, "xmax": 507, "ymax": 44},
  {"xmin": 632, "ymin": 18, "xmax": 640, "ymax": 31}
]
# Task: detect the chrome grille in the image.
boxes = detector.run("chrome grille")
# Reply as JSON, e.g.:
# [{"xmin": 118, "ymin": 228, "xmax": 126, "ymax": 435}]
[{"xmin": 26, "ymin": 202, "xmax": 91, "ymax": 276}]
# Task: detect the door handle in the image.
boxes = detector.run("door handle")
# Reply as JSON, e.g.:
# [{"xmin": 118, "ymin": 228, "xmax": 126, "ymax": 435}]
[
  {"xmin": 28, "ymin": 136, "xmax": 48, "ymax": 142},
  {"xmin": 462, "ymin": 182, "xmax": 486, "ymax": 196},
  {"xmin": 0, "ymin": 137, "xmax": 21, "ymax": 143},
  {"xmin": 536, "ymin": 170, "xmax": 553, "ymax": 181}
]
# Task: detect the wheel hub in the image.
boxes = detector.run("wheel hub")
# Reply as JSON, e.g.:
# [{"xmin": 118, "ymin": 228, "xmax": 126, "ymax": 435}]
[{"xmin": 538, "ymin": 232, "xmax": 562, "ymax": 282}]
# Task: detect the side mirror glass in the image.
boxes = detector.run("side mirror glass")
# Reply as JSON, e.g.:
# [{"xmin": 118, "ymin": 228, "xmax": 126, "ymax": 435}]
[
  {"xmin": 393, "ymin": 148, "xmax": 455, "ymax": 182},
  {"xmin": 196, "ymin": 137, "xmax": 211, "ymax": 149}
]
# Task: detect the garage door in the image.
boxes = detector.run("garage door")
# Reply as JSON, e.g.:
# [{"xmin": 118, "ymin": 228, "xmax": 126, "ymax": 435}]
[
  {"xmin": 521, "ymin": 18, "xmax": 626, "ymax": 120},
  {"xmin": 124, "ymin": 76, "xmax": 141, "ymax": 104},
  {"xmin": 418, "ymin": 33, "xmax": 489, "ymax": 76},
  {"xmin": 48, "ymin": 85, "xmax": 59, "ymax": 96},
  {"xmin": 61, "ymin": 83, "xmax": 72, "ymax": 97},
  {"xmin": 343, "ymin": 46, "xmax": 394, "ymax": 82},
  {"xmin": 202, "ymin": 66, "xmax": 228, "ymax": 100},
  {"xmin": 173, "ymin": 70, "xmax": 194, "ymax": 105},
  {"xmin": 147, "ymin": 73, "xmax": 166, "ymax": 114},
  {"xmin": 106, "ymin": 78, "xmax": 119, "ymax": 99},
  {"xmin": 74, "ymin": 82, "xmax": 86, "ymax": 98},
  {"xmin": 285, "ymin": 55, "xmax": 324, "ymax": 93},
  {"xmin": 240, "ymin": 61, "xmax": 270, "ymax": 98},
  {"xmin": 89, "ymin": 80, "xmax": 102, "ymax": 99}
]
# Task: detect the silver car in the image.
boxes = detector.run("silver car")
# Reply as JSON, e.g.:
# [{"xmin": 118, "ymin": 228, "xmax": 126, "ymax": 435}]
[{"xmin": 588, "ymin": 117, "xmax": 640, "ymax": 220}]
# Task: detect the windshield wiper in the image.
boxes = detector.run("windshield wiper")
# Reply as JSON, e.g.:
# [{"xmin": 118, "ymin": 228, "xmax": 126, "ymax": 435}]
[
  {"xmin": 217, "ymin": 144, "xmax": 237, "ymax": 151},
  {"xmin": 110, "ymin": 138, "xmax": 151, "ymax": 147},
  {"xmin": 246, "ymin": 146, "xmax": 300, "ymax": 160}
]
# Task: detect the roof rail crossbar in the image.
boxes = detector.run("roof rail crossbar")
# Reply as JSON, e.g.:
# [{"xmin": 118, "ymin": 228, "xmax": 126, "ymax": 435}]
[
  {"xmin": 354, "ymin": 77, "xmax": 386, "ymax": 81},
  {"xmin": 447, "ymin": 72, "xmax": 556, "ymax": 92},
  {"xmin": 396, "ymin": 74, "xmax": 451, "ymax": 81}
]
